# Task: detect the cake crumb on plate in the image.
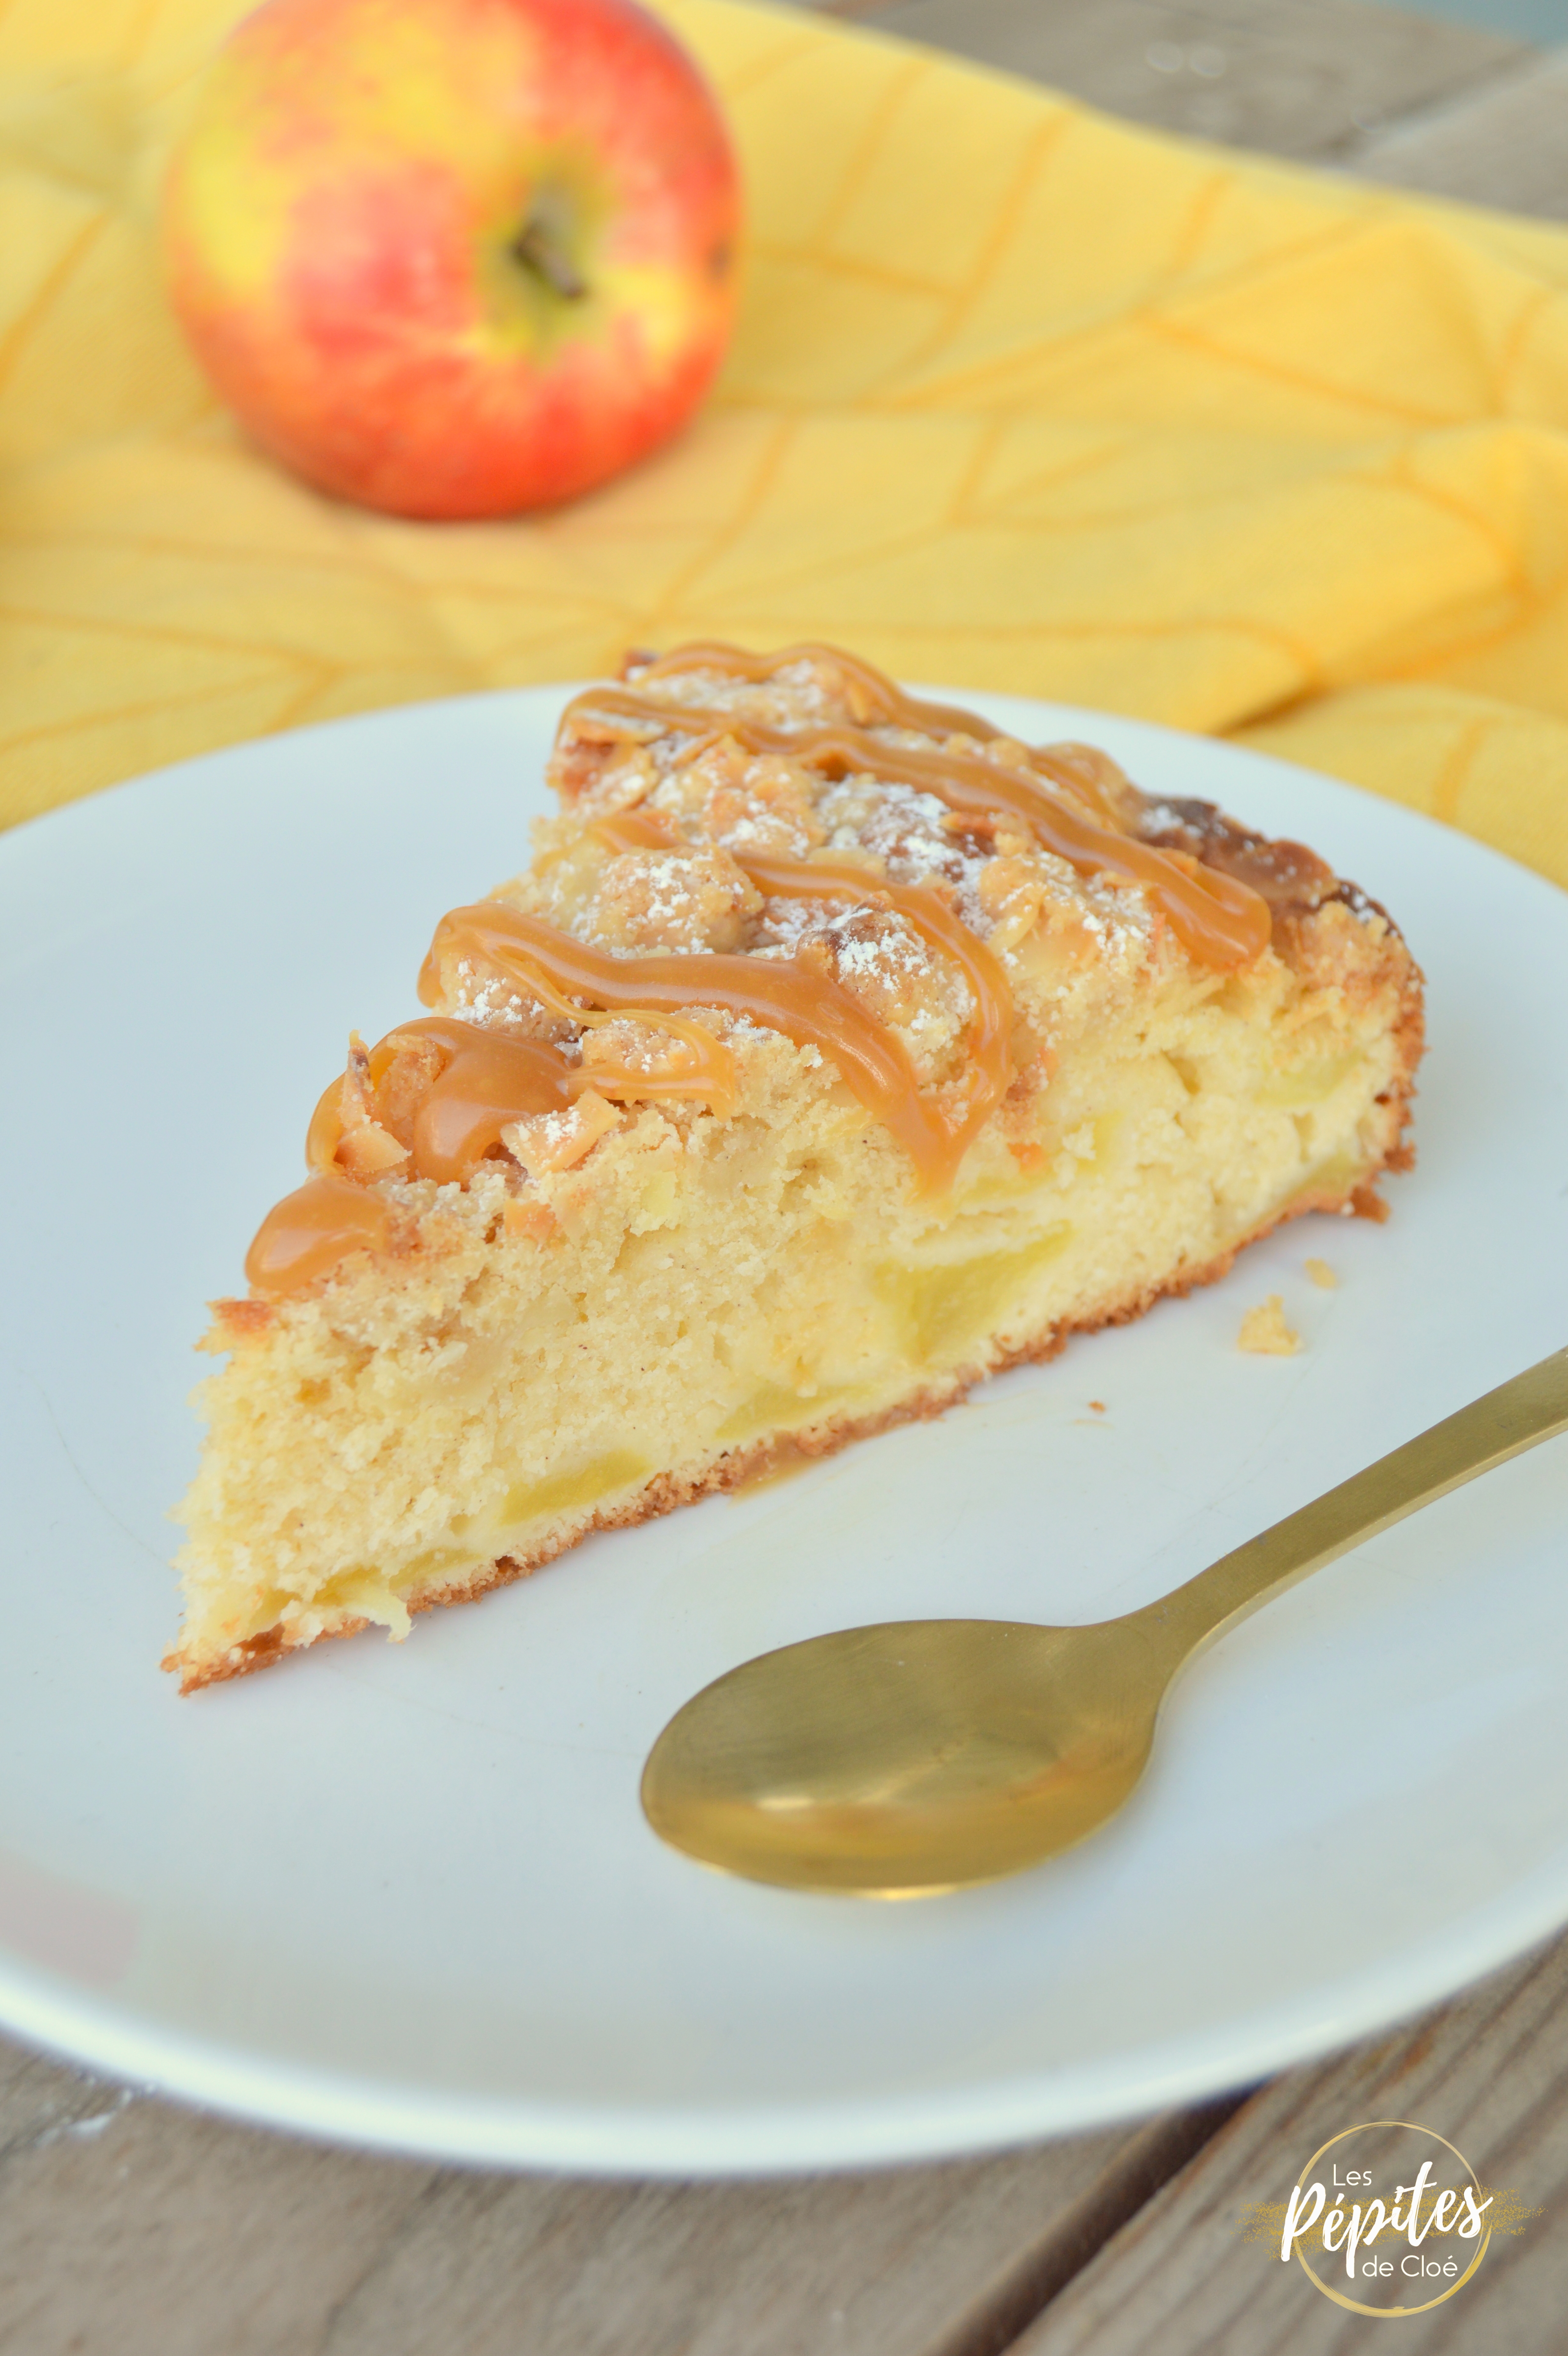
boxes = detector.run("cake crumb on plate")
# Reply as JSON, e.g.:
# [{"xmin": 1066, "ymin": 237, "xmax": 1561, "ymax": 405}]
[
  {"xmin": 1305, "ymin": 1257, "xmax": 1337, "ymax": 1288},
  {"xmin": 1238, "ymin": 1296, "xmax": 1300, "ymax": 1355}
]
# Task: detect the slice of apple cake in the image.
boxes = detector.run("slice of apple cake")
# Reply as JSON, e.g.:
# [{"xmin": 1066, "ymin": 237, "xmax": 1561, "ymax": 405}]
[{"xmin": 169, "ymin": 643, "xmax": 1422, "ymax": 1689}]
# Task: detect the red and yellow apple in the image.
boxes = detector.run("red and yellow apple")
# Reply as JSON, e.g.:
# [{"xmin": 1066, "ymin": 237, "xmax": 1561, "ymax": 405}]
[{"xmin": 164, "ymin": 0, "xmax": 740, "ymax": 519}]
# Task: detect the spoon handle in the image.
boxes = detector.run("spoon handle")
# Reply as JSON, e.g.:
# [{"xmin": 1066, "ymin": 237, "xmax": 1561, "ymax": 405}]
[{"xmin": 1143, "ymin": 1344, "xmax": 1568, "ymax": 1659}]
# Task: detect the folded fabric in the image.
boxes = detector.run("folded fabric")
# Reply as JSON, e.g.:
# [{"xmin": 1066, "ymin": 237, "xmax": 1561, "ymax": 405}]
[{"xmin": 1, "ymin": 0, "xmax": 1564, "ymax": 890}]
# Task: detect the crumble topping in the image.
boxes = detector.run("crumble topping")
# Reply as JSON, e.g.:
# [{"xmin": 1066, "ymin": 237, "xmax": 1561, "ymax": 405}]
[
  {"xmin": 589, "ymin": 845, "xmax": 761, "ymax": 956},
  {"xmin": 526, "ymin": 660, "xmax": 1189, "ymax": 1085},
  {"xmin": 451, "ymin": 959, "xmax": 577, "ymax": 1047},
  {"xmin": 326, "ymin": 648, "xmax": 1404, "ymax": 1230},
  {"xmin": 622, "ymin": 655, "xmax": 839, "ymax": 729}
]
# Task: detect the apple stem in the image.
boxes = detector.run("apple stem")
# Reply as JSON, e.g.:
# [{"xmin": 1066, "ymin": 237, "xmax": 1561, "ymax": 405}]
[{"xmin": 512, "ymin": 219, "xmax": 587, "ymax": 302}]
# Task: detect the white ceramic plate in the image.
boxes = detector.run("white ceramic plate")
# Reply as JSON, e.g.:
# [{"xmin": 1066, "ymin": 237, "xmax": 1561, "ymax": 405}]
[{"xmin": 2, "ymin": 689, "xmax": 1566, "ymax": 2178}]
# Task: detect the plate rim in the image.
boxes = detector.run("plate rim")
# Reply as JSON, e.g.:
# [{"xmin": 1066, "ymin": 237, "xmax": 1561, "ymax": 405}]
[{"xmin": 3, "ymin": 1857, "xmax": 1568, "ymax": 2175}]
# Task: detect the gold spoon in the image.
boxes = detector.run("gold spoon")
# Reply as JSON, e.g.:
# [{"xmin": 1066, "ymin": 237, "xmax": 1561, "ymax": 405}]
[{"xmin": 642, "ymin": 1345, "xmax": 1568, "ymax": 1897}]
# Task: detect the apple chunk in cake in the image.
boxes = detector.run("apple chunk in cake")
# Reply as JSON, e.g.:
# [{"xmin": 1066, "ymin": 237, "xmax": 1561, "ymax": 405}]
[{"xmin": 169, "ymin": 643, "xmax": 1422, "ymax": 1690}]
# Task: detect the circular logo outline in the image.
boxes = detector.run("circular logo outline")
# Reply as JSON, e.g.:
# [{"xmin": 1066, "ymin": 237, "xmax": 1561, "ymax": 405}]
[{"xmin": 1290, "ymin": 2120, "xmax": 1491, "ymax": 2319}]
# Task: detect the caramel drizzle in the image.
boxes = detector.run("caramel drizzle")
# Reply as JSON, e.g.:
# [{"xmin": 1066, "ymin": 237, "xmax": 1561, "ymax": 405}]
[
  {"xmin": 596, "ymin": 807, "xmax": 1015, "ymax": 1159},
  {"xmin": 566, "ymin": 677, "xmax": 1271, "ymax": 970},
  {"xmin": 246, "ymin": 1173, "xmax": 397, "ymax": 1298},
  {"xmin": 250, "ymin": 1012, "xmax": 736, "ymax": 1296},
  {"xmin": 244, "ymin": 647, "xmax": 1274, "ymax": 1302},
  {"xmin": 635, "ymin": 640, "xmax": 1117, "ymax": 823},
  {"xmin": 420, "ymin": 901, "xmax": 981, "ymax": 1195},
  {"xmin": 635, "ymin": 640, "xmax": 1019, "ymax": 750},
  {"xmin": 304, "ymin": 1017, "xmax": 575, "ymax": 1183}
]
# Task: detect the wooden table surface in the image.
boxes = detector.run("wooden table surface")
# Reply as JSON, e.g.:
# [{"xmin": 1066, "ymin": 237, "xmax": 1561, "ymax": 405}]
[{"xmin": 6, "ymin": 4, "xmax": 1568, "ymax": 2350}]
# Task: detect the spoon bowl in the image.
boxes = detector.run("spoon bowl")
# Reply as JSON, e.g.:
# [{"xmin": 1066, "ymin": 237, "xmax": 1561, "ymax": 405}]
[
  {"xmin": 643, "ymin": 1346, "xmax": 1568, "ymax": 1896},
  {"xmin": 643, "ymin": 1617, "xmax": 1168, "ymax": 1893}
]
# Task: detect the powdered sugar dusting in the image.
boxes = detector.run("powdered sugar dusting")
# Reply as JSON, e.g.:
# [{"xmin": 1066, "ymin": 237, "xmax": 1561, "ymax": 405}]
[{"xmin": 514, "ymin": 651, "xmax": 1192, "ymax": 1085}]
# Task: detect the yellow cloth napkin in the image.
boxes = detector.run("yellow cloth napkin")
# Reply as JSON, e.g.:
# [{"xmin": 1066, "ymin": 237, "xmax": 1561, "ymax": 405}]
[{"xmin": 2, "ymin": 0, "xmax": 1566, "ymax": 892}]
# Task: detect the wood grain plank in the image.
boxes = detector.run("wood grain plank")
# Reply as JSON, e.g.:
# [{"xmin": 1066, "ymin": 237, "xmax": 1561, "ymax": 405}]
[
  {"xmin": 0, "ymin": 2025, "xmax": 1240, "ymax": 2356},
  {"xmin": 0, "ymin": 2050, "xmax": 438, "ymax": 2356},
  {"xmin": 0, "ymin": 2038, "xmax": 135, "ymax": 2161},
  {"xmin": 821, "ymin": 0, "xmax": 1530, "ymax": 159},
  {"xmin": 310, "ymin": 2098, "xmax": 1245, "ymax": 2356},
  {"xmin": 1006, "ymin": 1925, "xmax": 1568, "ymax": 2353}
]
